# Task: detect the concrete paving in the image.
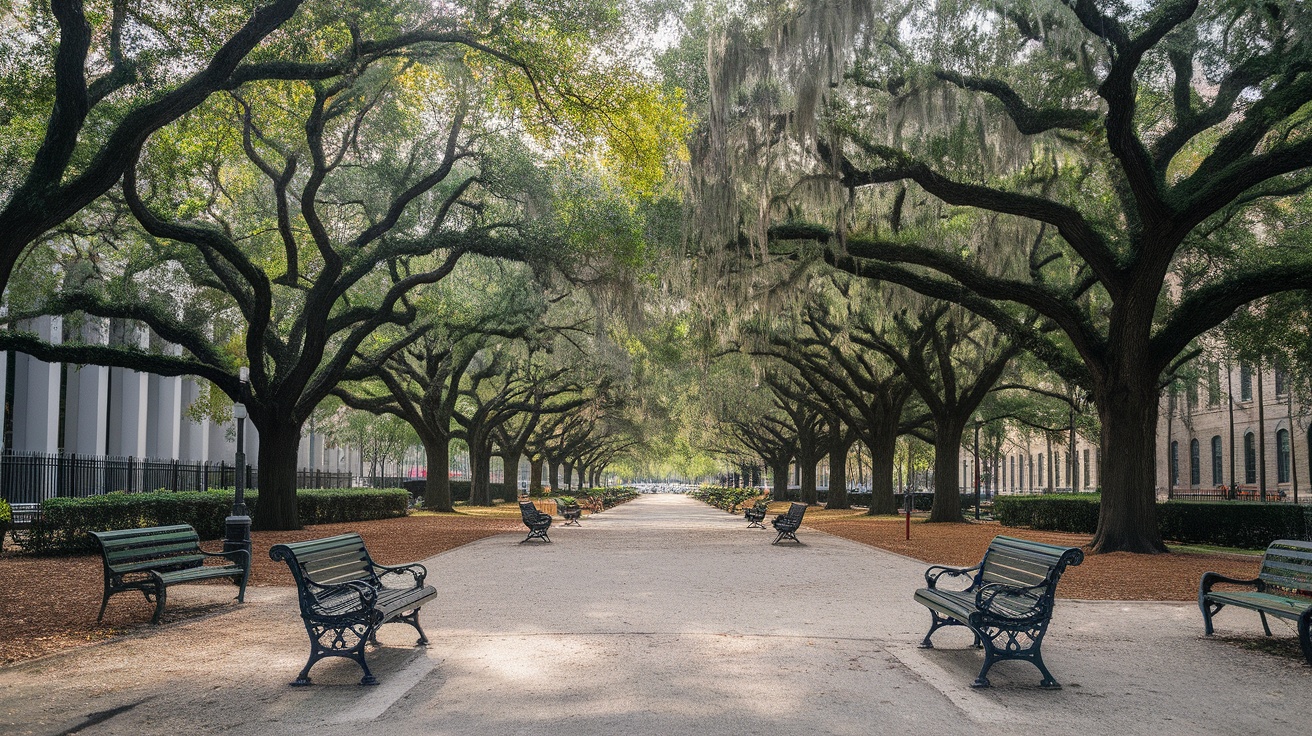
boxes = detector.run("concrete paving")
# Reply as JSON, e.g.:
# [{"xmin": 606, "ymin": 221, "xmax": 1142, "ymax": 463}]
[{"xmin": 1, "ymin": 493, "xmax": 1309, "ymax": 735}]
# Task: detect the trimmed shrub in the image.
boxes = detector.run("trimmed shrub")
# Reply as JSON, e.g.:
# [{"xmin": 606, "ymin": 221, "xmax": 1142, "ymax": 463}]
[
  {"xmin": 1157, "ymin": 501, "xmax": 1307, "ymax": 549},
  {"xmin": 994, "ymin": 494, "xmax": 1101, "ymax": 533},
  {"xmin": 19, "ymin": 488, "xmax": 408, "ymax": 555},
  {"xmin": 0, "ymin": 498, "xmax": 11, "ymax": 526},
  {"xmin": 689, "ymin": 486, "xmax": 762, "ymax": 511}
]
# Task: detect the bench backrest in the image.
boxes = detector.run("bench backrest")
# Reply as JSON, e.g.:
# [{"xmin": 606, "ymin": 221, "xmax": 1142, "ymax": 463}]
[
  {"xmin": 1258, "ymin": 540, "xmax": 1312, "ymax": 595},
  {"xmin": 269, "ymin": 533, "xmax": 379, "ymax": 591},
  {"xmin": 90, "ymin": 525, "xmax": 204, "ymax": 573},
  {"xmin": 786, "ymin": 502, "xmax": 807, "ymax": 521},
  {"xmin": 978, "ymin": 536, "xmax": 1084, "ymax": 594},
  {"xmin": 520, "ymin": 501, "xmax": 546, "ymax": 523}
]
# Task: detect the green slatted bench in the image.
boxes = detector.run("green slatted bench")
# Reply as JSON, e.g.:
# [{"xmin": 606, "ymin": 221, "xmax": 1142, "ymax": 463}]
[
  {"xmin": 270, "ymin": 533, "xmax": 437, "ymax": 686},
  {"xmin": 1200, "ymin": 539, "xmax": 1312, "ymax": 665},
  {"xmin": 90, "ymin": 525, "xmax": 249, "ymax": 624},
  {"xmin": 913, "ymin": 535, "xmax": 1084, "ymax": 689}
]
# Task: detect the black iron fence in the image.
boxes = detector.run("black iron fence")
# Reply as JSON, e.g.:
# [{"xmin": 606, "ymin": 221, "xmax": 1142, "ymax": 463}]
[{"xmin": 0, "ymin": 450, "xmax": 353, "ymax": 505}]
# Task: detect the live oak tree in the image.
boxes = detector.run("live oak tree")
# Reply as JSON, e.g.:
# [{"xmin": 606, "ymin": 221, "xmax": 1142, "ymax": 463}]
[
  {"xmin": 333, "ymin": 258, "xmax": 545, "ymax": 511},
  {"xmin": 703, "ymin": 0, "xmax": 1312, "ymax": 551}
]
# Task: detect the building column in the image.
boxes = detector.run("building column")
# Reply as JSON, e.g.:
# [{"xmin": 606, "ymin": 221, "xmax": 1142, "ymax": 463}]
[
  {"xmin": 146, "ymin": 345, "xmax": 182, "ymax": 460},
  {"xmin": 63, "ymin": 318, "xmax": 109, "ymax": 456},
  {"xmin": 108, "ymin": 322, "xmax": 149, "ymax": 458},
  {"xmin": 178, "ymin": 378, "xmax": 210, "ymax": 462},
  {"xmin": 12, "ymin": 316, "xmax": 63, "ymax": 454}
]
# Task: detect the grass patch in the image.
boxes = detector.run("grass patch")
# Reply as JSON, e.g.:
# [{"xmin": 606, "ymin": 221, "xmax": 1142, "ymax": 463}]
[{"xmin": 1167, "ymin": 542, "xmax": 1264, "ymax": 557}]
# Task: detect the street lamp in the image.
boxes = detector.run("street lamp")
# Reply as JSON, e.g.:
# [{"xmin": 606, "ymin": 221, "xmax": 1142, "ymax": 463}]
[
  {"xmin": 224, "ymin": 367, "xmax": 251, "ymax": 556},
  {"xmin": 974, "ymin": 415, "xmax": 983, "ymax": 520}
]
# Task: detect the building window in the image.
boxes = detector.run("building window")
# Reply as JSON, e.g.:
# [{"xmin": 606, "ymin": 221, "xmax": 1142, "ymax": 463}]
[
  {"xmin": 1010, "ymin": 456, "xmax": 1015, "ymax": 489},
  {"xmin": 1083, "ymin": 448, "xmax": 1091, "ymax": 487},
  {"xmin": 1207, "ymin": 364, "xmax": 1221, "ymax": 407},
  {"xmin": 1055, "ymin": 452, "xmax": 1062, "ymax": 486},
  {"xmin": 1211, "ymin": 436, "xmax": 1223, "ymax": 486},
  {"xmin": 1277, "ymin": 429, "xmax": 1291, "ymax": 484},
  {"xmin": 1038, "ymin": 454, "xmax": 1044, "ymax": 488},
  {"xmin": 1240, "ymin": 364, "xmax": 1253, "ymax": 401},
  {"xmin": 1244, "ymin": 432, "xmax": 1257, "ymax": 484},
  {"xmin": 1186, "ymin": 381, "xmax": 1198, "ymax": 409},
  {"xmin": 1275, "ymin": 368, "xmax": 1288, "ymax": 398},
  {"xmin": 1170, "ymin": 441, "xmax": 1180, "ymax": 486},
  {"xmin": 1190, "ymin": 439, "xmax": 1200, "ymax": 486}
]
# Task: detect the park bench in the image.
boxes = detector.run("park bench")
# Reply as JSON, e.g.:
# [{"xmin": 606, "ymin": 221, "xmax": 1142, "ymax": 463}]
[
  {"xmin": 90, "ymin": 524, "xmax": 249, "ymax": 625},
  {"xmin": 520, "ymin": 500, "xmax": 553, "ymax": 542},
  {"xmin": 771, "ymin": 502, "xmax": 807, "ymax": 544},
  {"xmin": 270, "ymin": 533, "xmax": 437, "ymax": 686},
  {"xmin": 744, "ymin": 501, "xmax": 768, "ymax": 529},
  {"xmin": 913, "ymin": 535, "xmax": 1084, "ymax": 689},
  {"xmin": 1199, "ymin": 539, "xmax": 1312, "ymax": 666},
  {"xmin": 559, "ymin": 502, "xmax": 582, "ymax": 526}
]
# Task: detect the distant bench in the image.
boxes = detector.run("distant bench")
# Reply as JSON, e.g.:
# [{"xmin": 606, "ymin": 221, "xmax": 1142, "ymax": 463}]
[
  {"xmin": 90, "ymin": 524, "xmax": 249, "ymax": 624},
  {"xmin": 271, "ymin": 533, "xmax": 437, "ymax": 686},
  {"xmin": 1200, "ymin": 539, "xmax": 1312, "ymax": 666},
  {"xmin": 914, "ymin": 535, "xmax": 1083, "ymax": 689}
]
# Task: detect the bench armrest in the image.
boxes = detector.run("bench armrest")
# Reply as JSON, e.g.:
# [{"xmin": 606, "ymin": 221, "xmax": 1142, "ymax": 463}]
[
  {"xmin": 924, "ymin": 564, "xmax": 979, "ymax": 588},
  {"xmin": 374, "ymin": 561, "xmax": 428, "ymax": 587},
  {"xmin": 975, "ymin": 582, "xmax": 1045, "ymax": 621},
  {"xmin": 303, "ymin": 579, "xmax": 378, "ymax": 614},
  {"xmin": 201, "ymin": 548, "xmax": 250, "ymax": 570},
  {"xmin": 1199, "ymin": 571, "xmax": 1263, "ymax": 597}
]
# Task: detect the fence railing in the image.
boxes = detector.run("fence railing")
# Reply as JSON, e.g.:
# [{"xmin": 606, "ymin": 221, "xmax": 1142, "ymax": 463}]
[{"xmin": 0, "ymin": 450, "xmax": 353, "ymax": 505}]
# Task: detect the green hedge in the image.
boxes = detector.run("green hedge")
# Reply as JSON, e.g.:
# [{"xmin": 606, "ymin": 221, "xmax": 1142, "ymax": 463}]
[
  {"xmin": 18, "ymin": 488, "xmax": 408, "ymax": 555},
  {"xmin": 447, "ymin": 480, "xmax": 508, "ymax": 503},
  {"xmin": 690, "ymin": 486, "xmax": 763, "ymax": 511},
  {"xmin": 994, "ymin": 494, "xmax": 1102, "ymax": 533},
  {"xmin": 1157, "ymin": 502, "xmax": 1308, "ymax": 549},
  {"xmin": 995, "ymin": 494, "xmax": 1312, "ymax": 548}
]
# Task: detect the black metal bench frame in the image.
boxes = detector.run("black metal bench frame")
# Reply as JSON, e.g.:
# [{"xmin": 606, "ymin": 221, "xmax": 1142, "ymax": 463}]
[
  {"xmin": 559, "ymin": 503, "xmax": 582, "ymax": 526},
  {"xmin": 520, "ymin": 501, "xmax": 552, "ymax": 542},
  {"xmin": 744, "ymin": 503, "xmax": 767, "ymax": 529},
  {"xmin": 1200, "ymin": 538, "xmax": 1312, "ymax": 665},
  {"xmin": 90, "ymin": 524, "xmax": 249, "ymax": 624},
  {"xmin": 914, "ymin": 535, "xmax": 1084, "ymax": 689},
  {"xmin": 270, "ymin": 533, "xmax": 437, "ymax": 686},
  {"xmin": 771, "ymin": 502, "xmax": 806, "ymax": 544}
]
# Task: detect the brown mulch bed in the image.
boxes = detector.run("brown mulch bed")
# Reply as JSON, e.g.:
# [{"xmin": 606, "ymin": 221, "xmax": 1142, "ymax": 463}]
[
  {"xmin": 0, "ymin": 511, "xmax": 521, "ymax": 665},
  {"xmin": 799, "ymin": 507, "xmax": 1262, "ymax": 602}
]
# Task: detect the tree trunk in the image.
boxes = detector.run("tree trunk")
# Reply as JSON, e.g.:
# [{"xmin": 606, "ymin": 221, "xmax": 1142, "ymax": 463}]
[
  {"xmin": 252, "ymin": 420, "xmax": 303, "ymax": 531},
  {"xmin": 423, "ymin": 435, "xmax": 453, "ymax": 512},
  {"xmin": 867, "ymin": 425, "xmax": 899, "ymax": 515},
  {"xmin": 549, "ymin": 460, "xmax": 560, "ymax": 491},
  {"xmin": 529, "ymin": 456, "xmax": 543, "ymax": 494},
  {"xmin": 771, "ymin": 460, "xmax": 790, "ymax": 501},
  {"xmin": 798, "ymin": 453, "xmax": 818, "ymax": 505},
  {"xmin": 1091, "ymin": 376, "xmax": 1167, "ymax": 553},
  {"xmin": 563, "ymin": 462, "xmax": 573, "ymax": 490},
  {"xmin": 469, "ymin": 445, "xmax": 493, "ymax": 506},
  {"xmin": 500, "ymin": 451, "xmax": 521, "ymax": 500},
  {"xmin": 929, "ymin": 418, "xmax": 966, "ymax": 522},
  {"xmin": 826, "ymin": 440, "xmax": 850, "ymax": 509}
]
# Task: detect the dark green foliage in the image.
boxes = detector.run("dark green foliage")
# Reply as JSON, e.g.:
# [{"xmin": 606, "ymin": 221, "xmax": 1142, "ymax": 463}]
[
  {"xmin": 19, "ymin": 488, "xmax": 408, "ymax": 555},
  {"xmin": 994, "ymin": 494, "xmax": 1102, "ymax": 533},
  {"xmin": 593, "ymin": 487, "xmax": 639, "ymax": 508},
  {"xmin": 447, "ymin": 480, "xmax": 507, "ymax": 503},
  {"xmin": 690, "ymin": 486, "xmax": 764, "ymax": 511},
  {"xmin": 996, "ymin": 495, "xmax": 1311, "ymax": 548},
  {"xmin": 1157, "ymin": 502, "xmax": 1308, "ymax": 549}
]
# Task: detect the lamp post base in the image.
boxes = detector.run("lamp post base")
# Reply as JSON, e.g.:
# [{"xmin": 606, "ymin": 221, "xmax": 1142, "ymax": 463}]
[{"xmin": 224, "ymin": 514, "xmax": 252, "ymax": 557}]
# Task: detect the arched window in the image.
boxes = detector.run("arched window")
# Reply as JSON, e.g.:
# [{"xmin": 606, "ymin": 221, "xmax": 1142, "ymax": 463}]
[
  {"xmin": 1189, "ymin": 439, "xmax": 1201, "ymax": 486},
  {"xmin": 1038, "ymin": 453, "xmax": 1044, "ymax": 488},
  {"xmin": 1244, "ymin": 432, "xmax": 1257, "ymax": 484},
  {"xmin": 1240, "ymin": 364, "xmax": 1253, "ymax": 401},
  {"xmin": 1170, "ymin": 441, "xmax": 1180, "ymax": 486},
  {"xmin": 1211, "ymin": 436, "xmax": 1223, "ymax": 486},
  {"xmin": 1277, "ymin": 429, "xmax": 1291, "ymax": 484},
  {"xmin": 1010, "ymin": 456, "xmax": 1016, "ymax": 489}
]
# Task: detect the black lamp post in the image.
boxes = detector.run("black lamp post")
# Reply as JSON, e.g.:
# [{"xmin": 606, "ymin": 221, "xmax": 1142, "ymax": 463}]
[
  {"xmin": 974, "ymin": 415, "xmax": 983, "ymax": 520},
  {"xmin": 224, "ymin": 367, "xmax": 251, "ymax": 556}
]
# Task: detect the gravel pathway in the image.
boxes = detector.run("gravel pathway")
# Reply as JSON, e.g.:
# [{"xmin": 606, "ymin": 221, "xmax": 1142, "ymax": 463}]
[{"xmin": 0, "ymin": 494, "xmax": 1308, "ymax": 735}]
